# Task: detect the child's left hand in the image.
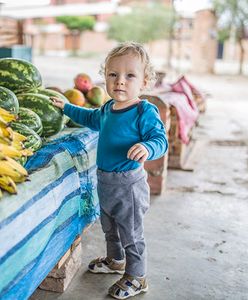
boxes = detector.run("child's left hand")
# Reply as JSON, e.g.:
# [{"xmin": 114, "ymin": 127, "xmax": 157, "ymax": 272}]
[{"xmin": 127, "ymin": 143, "xmax": 149, "ymax": 163}]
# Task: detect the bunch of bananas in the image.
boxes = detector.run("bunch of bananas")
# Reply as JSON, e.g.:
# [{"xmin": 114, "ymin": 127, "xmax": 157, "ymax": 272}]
[{"xmin": 0, "ymin": 107, "xmax": 33, "ymax": 196}]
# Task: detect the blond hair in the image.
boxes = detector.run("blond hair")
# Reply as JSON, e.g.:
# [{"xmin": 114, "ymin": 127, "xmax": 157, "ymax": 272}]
[{"xmin": 100, "ymin": 41, "xmax": 156, "ymax": 88}]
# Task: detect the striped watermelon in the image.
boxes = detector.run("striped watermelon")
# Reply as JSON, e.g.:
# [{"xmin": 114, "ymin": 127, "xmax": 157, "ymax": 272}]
[
  {"xmin": 38, "ymin": 88, "xmax": 70, "ymax": 124},
  {"xmin": 12, "ymin": 107, "xmax": 43, "ymax": 136},
  {"xmin": 0, "ymin": 86, "xmax": 19, "ymax": 114},
  {"xmin": 0, "ymin": 58, "xmax": 42, "ymax": 95},
  {"xmin": 17, "ymin": 156, "xmax": 27, "ymax": 167},
  {"xmin": 17, "ymin": 93, "xmax": 65, "ymax": 137},
  {"xmin": 11, "ymin": 122, "xmax": 42, "ymax": 152}
]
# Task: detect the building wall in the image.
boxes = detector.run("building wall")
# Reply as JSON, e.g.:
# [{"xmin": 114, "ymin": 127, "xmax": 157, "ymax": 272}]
[
  {"xmin": 21, "ymin": 0, "xmax": 248, "ymax": 70},
  {"xmin": 191, "ymin": 9, "xmax": 217, "ymax": 73}
]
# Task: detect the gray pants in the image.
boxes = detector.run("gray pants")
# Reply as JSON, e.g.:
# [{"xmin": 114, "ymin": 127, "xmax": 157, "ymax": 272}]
[{"xmin": 97, "ymin": 167, "xmax": 150, "ymax": 277}]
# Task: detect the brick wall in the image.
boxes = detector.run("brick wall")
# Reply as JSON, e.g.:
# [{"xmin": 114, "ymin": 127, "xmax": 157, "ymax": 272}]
[{"xmin": 191, "ymin": 9, "xmax": 217, "ymax": 73}]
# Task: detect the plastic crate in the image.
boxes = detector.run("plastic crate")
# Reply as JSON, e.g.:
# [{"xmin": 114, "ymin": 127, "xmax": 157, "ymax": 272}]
[{"xmin": 0, "ymin": 45, "xmax": 32, "ymax": 62}]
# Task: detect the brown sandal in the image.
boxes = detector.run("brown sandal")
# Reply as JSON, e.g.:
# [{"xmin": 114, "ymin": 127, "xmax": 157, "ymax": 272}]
[
  {"xmin": 108, "ymin": 273, "xmax": 148, "ymax": 299},
  {"xmin": 88, "ymin": 257, "xmax": 125, "ymax": 274}
]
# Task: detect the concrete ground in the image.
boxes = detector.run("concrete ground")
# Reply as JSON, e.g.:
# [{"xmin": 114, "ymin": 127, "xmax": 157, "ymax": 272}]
[{"xmin": 31, "ymin": 56, "xmax": 248, "ymax": 300}]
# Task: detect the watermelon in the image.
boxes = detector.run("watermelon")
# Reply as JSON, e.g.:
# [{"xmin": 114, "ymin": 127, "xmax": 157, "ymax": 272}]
[
  {"xmin": 0, "ymin": 58, "xmax": 42, "ymax": 95},
  {"xmin": 12, "ymin": 107, "xmax": 43, "ymax": 136},
  {"xmin": 17, "ymin": 93, "xmax": 65, "ymax": 137},
  {"xmin": 17, "ymin": 156, "xmax": 27, "ymax": 167},
  {"xmin": 11, "ymin": 123, "xmax": 42, "ymax": 152},
  {"xmin": 38, "ymin": 88, "xmax": 70, "ymax": 124},
  {"xmin": 0, "ymin": 86, "xmax": 19, "ymax": 114}
]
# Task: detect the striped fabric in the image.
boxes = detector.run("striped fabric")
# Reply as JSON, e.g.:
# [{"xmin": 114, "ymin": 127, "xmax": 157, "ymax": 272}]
[{"xmin": 0, "ymin": 127, "xmax": 100, "ymax": 300}]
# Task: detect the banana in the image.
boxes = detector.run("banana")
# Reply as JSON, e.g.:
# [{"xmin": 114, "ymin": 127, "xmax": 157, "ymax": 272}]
[
  {"xmin": 11, "ymin": 140, "xmax": 25, "ymax": 151},
  {"xmin": 4, "ymin": 156, "xmax": 28, "ymax": 177},
  {"xmin": 0, "ymin": 126, "xmax": 13, "ymax": 140},
  {"xmin": 0, "ymin": 175, "xmax": 17, "ymax": 194},
  {"xmin": 21, "ymin": 148, "xmax": 33, "ymax": 157},
  {"xmin": 0, "ymin": 152, "xmax": 7, "ymax": 161},
  {"xmin": 0, "ymin": 107, "xmax": 17, "ymax": 122},
  {"xmin": 0, "ymin": 135, "xmax": 12, "ymax": 145},
  {"xmin": 0, "ymin": 188, "xmax": 2, "ymax": 198},
  {"xmin": 0, "ymin": 116, "xmax": 9, "ymax": 128},
  {"xmin": 0, "ymin": 160, "xmax": 28, "ymax": 182},
  {"xmin": 0, "ymin": 144, "xmax": 23, "ymax": 158},
  {"xmin": 12, "ymin": 131, "xmax": 27, "ymax": 142}
]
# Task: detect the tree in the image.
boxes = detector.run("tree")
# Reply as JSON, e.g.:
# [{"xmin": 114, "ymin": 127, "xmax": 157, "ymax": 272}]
[
  {"xmin": 213, "ymin": 0, "xmax": 248, "ymax": 75},
  {"xmin": 56, "ymin": 16, "xmax": 96, "ymax": 55},
  {"xmin": 107, "ymin": 5, "xmax": 176, "ymax": 52},
  {"xmin": 56, "ymin": 16, "xmax": 95, "ymax": 31}
]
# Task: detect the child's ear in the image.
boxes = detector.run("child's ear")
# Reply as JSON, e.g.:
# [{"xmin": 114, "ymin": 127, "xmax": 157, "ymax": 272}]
[{"xmin": 141, "ymin": 78, "xmax": 148, "ymax": 90}]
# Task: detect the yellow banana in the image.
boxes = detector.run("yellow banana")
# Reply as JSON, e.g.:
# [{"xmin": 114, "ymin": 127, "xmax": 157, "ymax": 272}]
[
  {"xmin": 21, "ymin": 148, "xmax": 33, "ymax": 157},
  {"xmin": 0, "ymin": 188, "xmax": 2, "ymax": 198},
  {"xmin": 0, "ymin": 126, "xmax": 13, "ymax": 140},
  {"xmin": 4, "ymin": 156, "xmax": 28, "ymax": 177},
  {"xmin": 11, "ymin": 140, "xmax": 25, "ymax": 151},
  {"xmin": 0, "ymin": 144, "xmax": 23, "ymax": 158},
  {"xmin": 0, "ymin": 116, "xmax": 9, "ymax": 128},
  {"xmin": 12, "ymin": 131, "xmax": 27, "ymax": 142},
  {"xmin": 0, "ymin": 108, "xmax": 17, "ymax": 122},
  {"xmin": 0, "ymin": 135, "xmax": 12, "ymax": 145},
  {"xmin": 0, "ymin": 151, "xmax": 6, "ymax": 160},
  {"xmin": 0, "ymin": 175, "xmax": 17, "ymax": 194},
  {"xmin": 0, "ymin": 160, "xmax": 27, "ymax": 182}
]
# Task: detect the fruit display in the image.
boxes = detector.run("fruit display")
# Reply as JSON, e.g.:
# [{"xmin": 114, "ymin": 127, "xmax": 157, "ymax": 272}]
[
  {"xmin": 0, "ymin": 107, "xmax": 34, "ymax": 196},
  {"xmin": 12, "ymin": 107, "xmax": 43, "ymax": 136},
  {"xmin": 0, "ymin": 58, "xmax": 110, "ymax": 196},
  {"xmin": 0, "ymin": 58, "xmax": 69, "ymax": 138},
  {"xmin": 0, "ymin": 58, "xmax": 42, "ymax": 94},
  {"xmin": 0, "ymin": 86, "xmax": 19, "ymax": 114},
  {"xmin": 17, "ymin": 93, "xmax": 65, "ymax": 137},
  {"xmin": 74, "ymin": 73, "xmax": 93, "ymax": 94},
  {"xmin": 10, "ymin": 123, "xmax": 42, "ymax": 152},
  {"xmin": 64, "ymin": 88, "xmax": 86, "ymax": 107},
  {"xmin": 65, "ymin": 73, "xmax": 108, "ymax": 107},
  {"xmin": 86, "ymin": 86, "xmax": 105, "ymax": 106}
]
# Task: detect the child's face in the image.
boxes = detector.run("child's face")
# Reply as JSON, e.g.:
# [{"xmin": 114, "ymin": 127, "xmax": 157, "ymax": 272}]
[{"xmin": 105, "ymin": 52, "xmax": 147, "ymax": 104}]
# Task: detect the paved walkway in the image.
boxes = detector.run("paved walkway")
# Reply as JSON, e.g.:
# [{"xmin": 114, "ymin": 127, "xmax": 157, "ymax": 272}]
[{"xmin": 31, "ymin": 56, "xmax": 248, "ymax": 299}]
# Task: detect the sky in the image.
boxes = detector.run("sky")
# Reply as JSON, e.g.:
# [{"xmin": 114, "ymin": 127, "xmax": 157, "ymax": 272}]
[
  {"xmin": 174, "ymin": 0, "xmax": 213, "ymax": 13},
  {"xmin": 1, "ymin": 0, "xmax": 213, "ymax": 13}
]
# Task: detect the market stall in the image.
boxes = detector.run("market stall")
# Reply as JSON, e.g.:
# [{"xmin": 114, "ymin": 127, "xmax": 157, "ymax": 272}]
[{"xmin": 0, "ymin": 127, "xmax": 99, "ymax": 300}]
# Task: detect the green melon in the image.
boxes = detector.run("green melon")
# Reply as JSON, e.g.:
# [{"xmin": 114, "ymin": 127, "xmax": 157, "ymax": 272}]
[
  {"xmin": 12, "ymin": 107, "xmax": 43, "ymax": 136},
  {"xmin": 0, "ymin": 58, "xmax": 42, "ymax": 94},
  {"xmin": 38, "ymin": 88, "xmax": 70, "ymax": 124},
  {"xmin": 0, "ymin": 86, "xmax": 19, "ymax": 114},
  {"xmin": 17, "ymin": 93, "xmax": 65, "ymax": 137},
  {"xmin": 11, "ymin": 122, "xmax": 42, "ymax": 152}
]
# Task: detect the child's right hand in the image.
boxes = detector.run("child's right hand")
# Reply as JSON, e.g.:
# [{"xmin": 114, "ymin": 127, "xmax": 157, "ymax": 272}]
[{"xmin": 50, "ymin": 96, "xmax": 65, "ymax": 109}]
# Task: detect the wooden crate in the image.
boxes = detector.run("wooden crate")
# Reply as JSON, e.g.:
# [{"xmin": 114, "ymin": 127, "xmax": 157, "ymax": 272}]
[
  {"xmin": 168, "ymin": 106, "xmax": 195, "ymax": 169},
  {"xmin": 141, "ymin": 95, "xmax": 170, "ymax": 195},
  {"xmin": 0, "ymin": 18, "xmax": 24, "ymax": 47},
  {"xmin": 38, "ymin": 236, "xmax": 82, "ymax": 293}
]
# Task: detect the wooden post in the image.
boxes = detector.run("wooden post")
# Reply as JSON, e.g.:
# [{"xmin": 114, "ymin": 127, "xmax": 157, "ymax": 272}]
[{"xmin": 17, "ymin": 20, "xmax": 24, "ymax": 44}]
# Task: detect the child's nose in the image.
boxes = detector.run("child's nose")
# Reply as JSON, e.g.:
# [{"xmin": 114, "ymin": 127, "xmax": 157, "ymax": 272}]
[{"xmin": 116, "ymin": 75, "xmax": 125, "ymax": 85}]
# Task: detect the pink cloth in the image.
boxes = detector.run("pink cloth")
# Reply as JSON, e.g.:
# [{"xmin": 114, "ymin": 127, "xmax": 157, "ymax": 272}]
[
  {"xmin": 170, "ymin": 76, "xmax": 199, "ymax": 112},
  {"xmin": 157, "ymin": 91, "xmax": 198, "ymax": 144}
]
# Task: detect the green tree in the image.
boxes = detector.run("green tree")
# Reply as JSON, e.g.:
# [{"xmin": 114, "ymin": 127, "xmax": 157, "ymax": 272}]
[
  {"xmin": 56, "ymin": 16, "xmax": 95, "ymax": 31},
  {"xmin": 213, "ymin": 0, "xmax": 248, "ymax": 75},
  {"xmin": 107, "ymin": 5, "xmax": 176, "ymax": 50},
  {"xmin": 56, "ymin": 16, "xmax": 96, "ymax": 55}
]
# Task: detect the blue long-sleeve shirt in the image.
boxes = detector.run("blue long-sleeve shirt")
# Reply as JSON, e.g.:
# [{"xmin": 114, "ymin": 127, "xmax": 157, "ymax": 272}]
[{"xmin": 64, "ymin": 99, "xmax": 168, "ymax": 172}]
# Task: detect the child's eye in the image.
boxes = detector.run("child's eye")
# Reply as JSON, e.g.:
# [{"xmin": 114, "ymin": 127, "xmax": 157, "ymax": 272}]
[
  {"xmin": 127, "ymin": 73, "xmax": 135, "ymax": 78},
  {"xmin": 108, "ymin": 73, "xmax": 116, "ymax": 77}
]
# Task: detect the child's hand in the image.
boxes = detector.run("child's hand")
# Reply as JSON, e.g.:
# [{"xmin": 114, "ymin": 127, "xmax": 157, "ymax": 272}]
[
  {"xmin": 50, "ymin": 96, "xmax": 65, "ymax": 109},
  {"xmin": 127, "ymin": 143, "xmax": 149, "ymax": 163}
]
